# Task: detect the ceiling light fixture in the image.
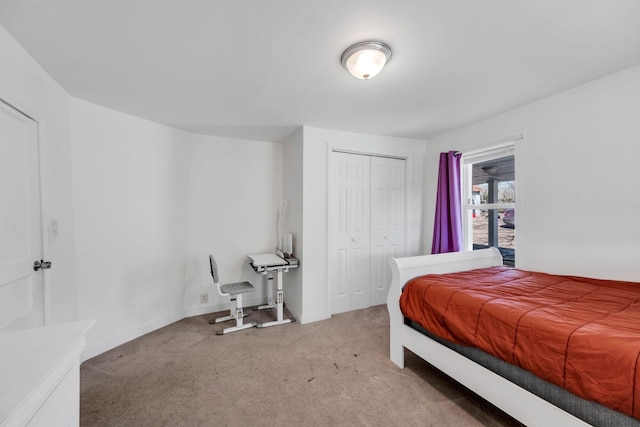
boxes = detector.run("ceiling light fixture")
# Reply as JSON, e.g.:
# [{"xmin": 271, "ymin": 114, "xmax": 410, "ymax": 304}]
[
  {"xmin": 341, "ymin": 40, "xmax": 392, "ymax": 80},
  {"xmin": 482, "ymin": 166, "xmax": 498, "ymax": 175}
]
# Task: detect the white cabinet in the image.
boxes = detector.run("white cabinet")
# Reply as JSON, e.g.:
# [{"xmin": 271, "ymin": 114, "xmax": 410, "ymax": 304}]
[
  {"xmin": 330, "ymin": 152, "xmax": 405, "ymax": 314},
  {"xmin": 0, "ymin": 320, "xmax": 94, "ymax": 427}
]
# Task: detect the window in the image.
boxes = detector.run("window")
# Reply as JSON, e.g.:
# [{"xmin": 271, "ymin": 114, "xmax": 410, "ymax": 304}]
[{"xmin": 462, "ymin": 141, "xmax": 517, "ymax": 266}]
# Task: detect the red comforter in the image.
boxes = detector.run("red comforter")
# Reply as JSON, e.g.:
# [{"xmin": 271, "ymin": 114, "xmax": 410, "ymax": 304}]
[{"xmin": 400, "ymin": 266, "xmax": 640, "ymax": 419}]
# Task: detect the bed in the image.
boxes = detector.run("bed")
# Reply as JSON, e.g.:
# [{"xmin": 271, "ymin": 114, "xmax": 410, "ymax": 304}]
[{"xmin": 387, "ymin": 248, "xmax": 640, "ymax": 426}]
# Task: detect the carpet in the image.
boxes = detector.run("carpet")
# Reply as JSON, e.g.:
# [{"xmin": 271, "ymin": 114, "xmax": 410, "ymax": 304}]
[{"xmin": 80, "ymin": 305, "xmax": 520, "ymax": 426}]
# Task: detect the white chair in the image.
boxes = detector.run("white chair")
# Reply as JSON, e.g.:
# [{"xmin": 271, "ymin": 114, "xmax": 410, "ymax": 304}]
[{"xmin": 208, "ymin": 255, "xmax": 257, "ymax": 335}]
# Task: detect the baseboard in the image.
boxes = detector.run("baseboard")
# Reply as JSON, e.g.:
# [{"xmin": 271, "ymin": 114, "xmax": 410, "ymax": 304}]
[
  {"xmin": 185, "ymin": 299, "xmax": 327, "ymax": 325},
  {"xmin": 82, "ymin": 296, "xmax": 301, "ymax": 361},
  {"xmin": 81, "ymin": 311, "xmax": 185, "ymax": 362},
  {"xmin": 285, "ymin": 302, "xmax": 302, "ymax": 323},
  {"xmin": 299, "ymin": 310, "xmax": 331, "ymax": 324},
  {"xmin": 183, "ymin": 302, "xmax": 228, "ymax": 318},
  {"xmin": 183, "ymin": 297, "xmax": 266, "ymax": 318}
]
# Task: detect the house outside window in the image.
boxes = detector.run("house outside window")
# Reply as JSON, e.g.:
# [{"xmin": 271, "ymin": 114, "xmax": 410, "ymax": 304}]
[{"xmin": 462, "ymin": 142, "xmax": 516, "ymax": 266}]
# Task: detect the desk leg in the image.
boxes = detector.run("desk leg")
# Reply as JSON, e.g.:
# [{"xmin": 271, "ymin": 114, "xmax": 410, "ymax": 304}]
[
  {"xmin": 257, "ymin": 268, "xmax": 294, "ymax": 328},
  {"xmin": 256, "ymin": 272, "xmax": 275, "ymax": 310},
  {"xmin": 276, "ymin": 268, "xmax": 283, "ymax": 321}
]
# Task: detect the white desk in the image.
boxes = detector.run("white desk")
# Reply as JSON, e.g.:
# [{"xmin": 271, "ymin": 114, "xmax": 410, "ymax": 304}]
[{"xmin": 247, "ymin": 253, "xmax": 298, "ymax": 328}]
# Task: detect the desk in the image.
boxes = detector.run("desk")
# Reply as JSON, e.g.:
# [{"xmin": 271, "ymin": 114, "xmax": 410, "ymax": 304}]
[{"xmin": 247, "ymin": 253, "xmax": 298, "ymax": 328}]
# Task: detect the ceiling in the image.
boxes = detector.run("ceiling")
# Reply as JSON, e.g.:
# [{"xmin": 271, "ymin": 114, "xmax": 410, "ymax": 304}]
[{"xmin": 1, "ymin": 1, "xmax": 639, "ymax": 143}]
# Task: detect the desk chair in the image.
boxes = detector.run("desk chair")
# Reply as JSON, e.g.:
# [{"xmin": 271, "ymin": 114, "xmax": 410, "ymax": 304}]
[{"xmin": 208, "ymin": 255, "xmax": 257, "ymax": 335}]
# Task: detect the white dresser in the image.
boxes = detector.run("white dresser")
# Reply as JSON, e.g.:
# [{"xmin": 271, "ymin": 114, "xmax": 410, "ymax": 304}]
[{"xmin": 0, "ymin": 320, "xmax": 94, "ymax": 427}]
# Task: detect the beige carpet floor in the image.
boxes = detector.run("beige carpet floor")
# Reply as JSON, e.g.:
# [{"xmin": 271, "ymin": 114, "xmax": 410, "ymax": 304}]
[{"xmin": 80, "ymin": 305, "xmax": 521, "ymax": 426}]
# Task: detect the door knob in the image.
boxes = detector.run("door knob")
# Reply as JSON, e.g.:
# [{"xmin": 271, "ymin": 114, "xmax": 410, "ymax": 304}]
[{"xmin": 33, "ymin": 260, "xmax": 52, "ymax": 271}]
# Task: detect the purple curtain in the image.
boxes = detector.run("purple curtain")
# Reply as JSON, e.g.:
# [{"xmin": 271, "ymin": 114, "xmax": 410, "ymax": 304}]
[{"xmin": 431, "ymin": 151, "xmax": 463, "ymax": 254}]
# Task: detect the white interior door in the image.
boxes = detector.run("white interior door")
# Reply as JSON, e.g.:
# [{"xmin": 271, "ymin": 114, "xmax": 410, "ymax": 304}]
[
  {"xmin": 370, "ymin": 157, "xmax": 405, "ymax": 306},
  {"xmin": 330, "ymin": 152, "xmax": 351, "ymax": 314},
  {"xmin": 0, "ymin": 99, "xmax": 43, "ymax": 330},
  {"xmin": 385, "ymin": 157, "xmax": 405, "ymax": 291},
  {"xmin": 330, "ymin": 152, "xmax": 371, "ymax": 314},
  {"xmin": 330, "ymin": 152, "xmax": 405, "ymax": 313},
  {"xmin": 348, "ymin": 154, "xmax": 371, "ymax": 310},
  {"xmin": 385, "ymin": 159, "xmax": 405, "ymax": 262},
  {"xmin": 370, "ymin": 157, "xmax": 389, "ymax": 305}
]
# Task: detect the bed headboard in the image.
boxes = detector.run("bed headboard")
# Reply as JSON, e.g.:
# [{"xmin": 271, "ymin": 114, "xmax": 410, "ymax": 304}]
[{"xmin": 387, "ymin": 247, "xmax": 504, "ymax": 369}]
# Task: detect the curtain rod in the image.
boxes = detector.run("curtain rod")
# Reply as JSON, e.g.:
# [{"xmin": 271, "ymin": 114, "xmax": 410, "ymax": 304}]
[{"xmin": 455, "ymin": 132, "xmax": 524, "ymax": 156}]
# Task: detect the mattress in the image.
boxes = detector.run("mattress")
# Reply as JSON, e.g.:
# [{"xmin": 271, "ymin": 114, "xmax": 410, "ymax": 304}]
[{"xmin": 400, "ymin": 266, "xmax": 640, "ymax": 419}]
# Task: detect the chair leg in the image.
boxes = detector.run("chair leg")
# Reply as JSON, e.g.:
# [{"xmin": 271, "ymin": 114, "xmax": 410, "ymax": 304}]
[
  {"xmin": 215, "ymin": 294, "xmax": 256, "ymax": 334},
  {"xmin": 235, "ymin": 294, "xmax": 245, "ymax": 327},
  {"xmin": 217, "ymin": 322, "xmax": 256, "ymax": 335},
  {"xmin": 210, "ymin": 313, "xmax": 234, "ymax": 324},
  {"xmin": 208, "ymin": 296, "xmax": 249, "ymax": 325},
  {"xmin": 208, "ymin": 306, "xmax": 234, "ymax": 324}
]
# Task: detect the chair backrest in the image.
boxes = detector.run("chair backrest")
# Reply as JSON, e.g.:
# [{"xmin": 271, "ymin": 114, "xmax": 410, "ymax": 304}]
[{"xmin": 209, "ymin": 255, "xmax": 220, "ymax": 285}]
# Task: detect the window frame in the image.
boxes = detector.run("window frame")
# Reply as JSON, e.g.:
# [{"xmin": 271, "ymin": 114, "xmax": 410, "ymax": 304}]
[{"xmin": 461, "ymin": 141, "xmax": 517, "ymax": 254}]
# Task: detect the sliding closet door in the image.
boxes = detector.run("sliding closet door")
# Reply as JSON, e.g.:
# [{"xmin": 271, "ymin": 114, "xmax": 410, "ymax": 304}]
[
  {"xmin": 330, "ymin": 152, "xmax": 371, "ymax": 314},
  {"xmin": 370, "ymin": 157, "xmax": 405, "ymax": 306}
]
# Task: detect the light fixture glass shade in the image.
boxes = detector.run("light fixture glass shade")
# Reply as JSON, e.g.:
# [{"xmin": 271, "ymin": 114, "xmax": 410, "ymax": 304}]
[{"xmin": 341, "ymin": 41, "xmax": 392, "ymax": 80}]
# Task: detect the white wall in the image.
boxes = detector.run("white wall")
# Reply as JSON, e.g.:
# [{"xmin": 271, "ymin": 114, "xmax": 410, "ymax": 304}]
[
  {"xmin": 424, "ymin": 65, "xmax": 640, "ymax": 282},
  {"xmin": 70, "ymin": 98, "xmax": 192, "ymax": 358},
  {"xmin": 183, "ymin": 134, "xmax": 283, "ymax": 316},
  {"xmin": 1, "ymin": 23, "xmax": 288, "ymax": 357},
  {"xmin": 282, "ymin": 128, "xmax": 304, "ymax": 319},
  {"xmin": 300, "ymin": 127, "xmax": 426, "ymax": 322},
  {"xmin": 0, "ymin": 25, "xmax": 78, "ymax": 327}
]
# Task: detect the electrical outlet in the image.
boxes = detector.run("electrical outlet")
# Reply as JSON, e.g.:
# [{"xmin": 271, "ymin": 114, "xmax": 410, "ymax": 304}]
[{"xmin": 200, "ymin": 293, "xmax": 208, "ymax": 304}]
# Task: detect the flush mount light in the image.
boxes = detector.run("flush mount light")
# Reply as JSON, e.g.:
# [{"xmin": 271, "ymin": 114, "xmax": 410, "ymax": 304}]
[
  {"xmin": 482, "ymin": 166, "xmax": 498, "ymax": 175},
  {"xmin": 341, "ymin": 40, "xmax": 392, "ymax": 80}
]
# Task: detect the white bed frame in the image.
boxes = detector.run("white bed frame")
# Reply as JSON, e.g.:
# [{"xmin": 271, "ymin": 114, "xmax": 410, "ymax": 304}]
[{"xmin": 387, "ymin": 248, "xmax": 590, "ymax": 427}]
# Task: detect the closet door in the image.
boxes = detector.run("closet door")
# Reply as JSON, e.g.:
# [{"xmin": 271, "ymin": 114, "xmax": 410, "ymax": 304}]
[
  {"xmin": 370, "ymin": 157, "xmax": 405, "ymax": 306},
  {"xmin": 330, "ymin": 152, "xmax": 371, "ymax": 314}
]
